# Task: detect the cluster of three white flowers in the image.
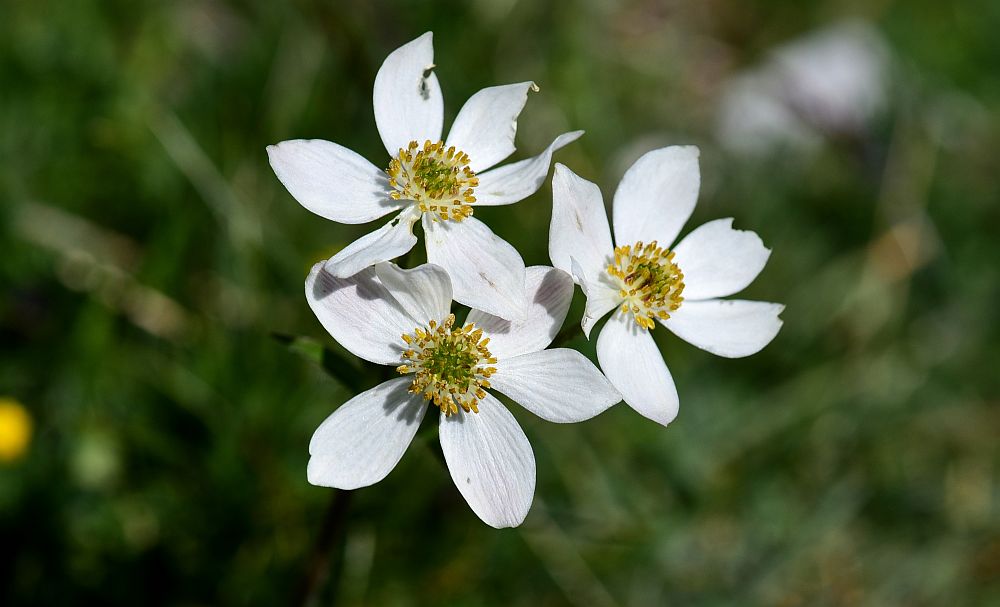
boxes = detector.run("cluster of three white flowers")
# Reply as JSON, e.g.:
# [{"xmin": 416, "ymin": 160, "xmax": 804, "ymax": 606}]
[{"xmin": 267, "ymin": 32, "xmax": 783, "ymax": 528}]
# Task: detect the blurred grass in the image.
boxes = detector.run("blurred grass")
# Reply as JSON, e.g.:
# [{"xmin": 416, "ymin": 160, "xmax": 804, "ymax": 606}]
[{"xmin": 2, "ymin": 0, "xmax": 998, "ymax": 605}]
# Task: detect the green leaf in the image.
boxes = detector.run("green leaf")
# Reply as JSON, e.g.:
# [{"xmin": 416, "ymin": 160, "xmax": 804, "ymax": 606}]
[{"xmin": 271, "ymin": 333, "xmax": 368, "ymax": 392}]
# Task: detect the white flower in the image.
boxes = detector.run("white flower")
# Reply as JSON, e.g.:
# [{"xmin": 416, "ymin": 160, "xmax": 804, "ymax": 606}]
[
  {"xmin": 304, "ymin": 261, "xmax": 620, "ymax": 528},
  {"xmin": 548, "ymin": 147, "xmax": 783, "ymax": 426},
  {"xmin": 716, "ymin": 20, "xmax": 890, "ymax": 155},
  {"xmin": 269, "ymin": 32, "xmax": 582, "ymax": 321}
]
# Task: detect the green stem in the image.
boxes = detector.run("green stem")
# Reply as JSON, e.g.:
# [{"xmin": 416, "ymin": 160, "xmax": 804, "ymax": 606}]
[{"xmin": 295, "ymin": 489, "xmax": 353, "ymax": 607}]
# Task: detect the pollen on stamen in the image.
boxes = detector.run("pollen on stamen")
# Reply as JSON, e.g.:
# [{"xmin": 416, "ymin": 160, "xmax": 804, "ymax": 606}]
[
  {"xmin": 606, "ymin": 240, "xmax": 685, "ymax": 330},
  {"xmin": 385, "ymin": 140, "xmax": 479, "ymax": 222},
  {"xmin": 396, "ymin": 313, "xmax": 496, "ymax": 415}
]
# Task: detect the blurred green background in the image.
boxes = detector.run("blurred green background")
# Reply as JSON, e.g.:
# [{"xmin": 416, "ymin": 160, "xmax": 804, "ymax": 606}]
[{"xmin": 2, "ymin": 0, "xmax": 998, "ymax": 605}]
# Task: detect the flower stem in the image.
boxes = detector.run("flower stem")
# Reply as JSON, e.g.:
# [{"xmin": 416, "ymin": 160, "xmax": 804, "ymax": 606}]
[{"xmin": 295, "ymin": 488, "xmax": 353, "ymax": 607}]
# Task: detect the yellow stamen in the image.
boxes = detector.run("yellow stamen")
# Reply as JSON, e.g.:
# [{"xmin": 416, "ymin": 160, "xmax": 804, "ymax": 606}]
[
  {"xmin": 386, "ymin": 140, "xmax": 479, "ymax": 222},
  {"xmin": 397, "ymin": 314, "xmax": 495, "ymax": 415},
  {"xmin": 606, "ymin": 240, "xmax": 685, "ymax": 330}
]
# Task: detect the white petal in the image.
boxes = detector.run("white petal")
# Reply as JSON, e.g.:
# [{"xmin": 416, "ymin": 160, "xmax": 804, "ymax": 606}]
[
  {"xmin": 474, "ymin": 131, "xmax": 584, "ymax": 206},
  {"xmin": 663, "ymin": 299, "xmax": 783, "ymax": 358},
  {"xmin": 373, "ymin": 262, "xmax": 453, "ymax": 325},
  {"xmin": 446, "ymin": 82, "xmax": 537, "ymax": 173},
  {"xmin": 423, "ymin": 215, "xmax": 527, "ymax": 321},
  {"xmin": 466, "ymin": 266, "xmax": 572, "ymax": 359},
  {"xmin": 438, "ymin": 394, "xmax": 535, "ymax": 528},
  {"xmin": 324, "ymin": 207, "xmax": 420, "ymax": 278},
  {"xmin": 308, "ymin": 377, "xmax": 427, "ymax": 490},
  {"xmin": 572, "ymin": 258, "xmax": 620, "ymax": 339},
  {"xmin": 306, "ymin": 263, "xmax": 416, "ymax": 365},
  {"xmin": 549, "ymin": 164, "xmax": 614, "ymax": 286},
  {"xmin": 671, "ymin": 218, "xmax": 771, "ymax": 300},
  {"xmin": 596, "ymin": 312, "xmax": 679, "ymax": 426},
  {"xmin": 612, "ymin": 146, "xmax": 700, "ymax": 248},
  {"xmin": 373, "ymin": 32, "xmax": 444, "ymax": 157},
  {"xmin": 266, "ymin": 139, "xmax": 401, "ymax": 224},
  {"xmin": 491, "ymin": 349, "xmax": 620, "ymax": 423}
]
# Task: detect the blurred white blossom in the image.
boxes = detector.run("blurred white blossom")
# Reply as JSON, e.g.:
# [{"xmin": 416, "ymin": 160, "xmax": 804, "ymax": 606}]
[{"xmin": 717, "ymin": 21, "xmax": 891, "ymax": 155}]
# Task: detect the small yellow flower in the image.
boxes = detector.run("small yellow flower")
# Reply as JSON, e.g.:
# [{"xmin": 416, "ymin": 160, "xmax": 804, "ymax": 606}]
[{"xmin": 0, "ymin": 398, "xmax": 33, "ymax": 462}]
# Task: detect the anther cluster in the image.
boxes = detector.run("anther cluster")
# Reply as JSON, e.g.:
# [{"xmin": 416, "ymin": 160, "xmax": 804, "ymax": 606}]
[
  {"xmin": 607, "ymin": 241, "xmax": 685, "ymax": 330},
  {"xmin": 397, "ymin": 314, "xmax": 497, "ymax": 415},
  {"xmin": 387, "ymin": 140, "xmax": 479, "ymax": 221}
]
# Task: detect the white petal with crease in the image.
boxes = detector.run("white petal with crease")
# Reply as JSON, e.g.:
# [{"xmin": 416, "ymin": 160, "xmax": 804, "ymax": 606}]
[
  {"xmin": 305, "ymin": 263, "xmax": 416, "ymax": 365},
  {"xmin": 612, "ymin": 146, "xmax": 700, "ymax": 247},
  {"xmin": 308, "ymin": 377, "xmax": 427, "ymax": 490},
  {"xmin": 374, "ymin": 262, "xmax": 453, "ymax": 325},
  {"xmin": 663, "ymin": 299, "xmax": 783, "ymax": 358},
  {"xmin": 267, "ymin": 139, "xmax": 401, "ymax": 224},
  {"xmin": 672, "ymin": 218, "xmax": 771, "ymax": 300},
  {"xmin": 465, "ymin": 266, "xmax": 572, "ymax": 359},
  {"xmin": 324, "ymin": 207, "xmax": 420, "ymax": 278},
  {"xmin": 475, "ymin": 131, "xmax": 584, "ymax": 206},
  {"xmin": 572, "ymin": 258, "xmax": 620, "ymax": 339},
  {"xmin": 423, "ymin": 215, "xmax": 527, "ymax": 321},
  {"xmin": 596, "ymin": 312, "xmax": 679, "ymax": 426},
  {"xmin": 491, "ymin": 349, "xmax": 620, "ymax": 423},
  {"xmin": 439, "ymin": 394, "xmax": 535, "ymax": 528},
  {"xmin": 549, "ymin": 164, "xmax": 614, "ymax": 286},
  {"xmin": 446, "ymin": 82, "xmax": 536, "ymax": 173},
  {"xmin": 373, "ymin": 32, "xmax": 444, "ymax": 157}
]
